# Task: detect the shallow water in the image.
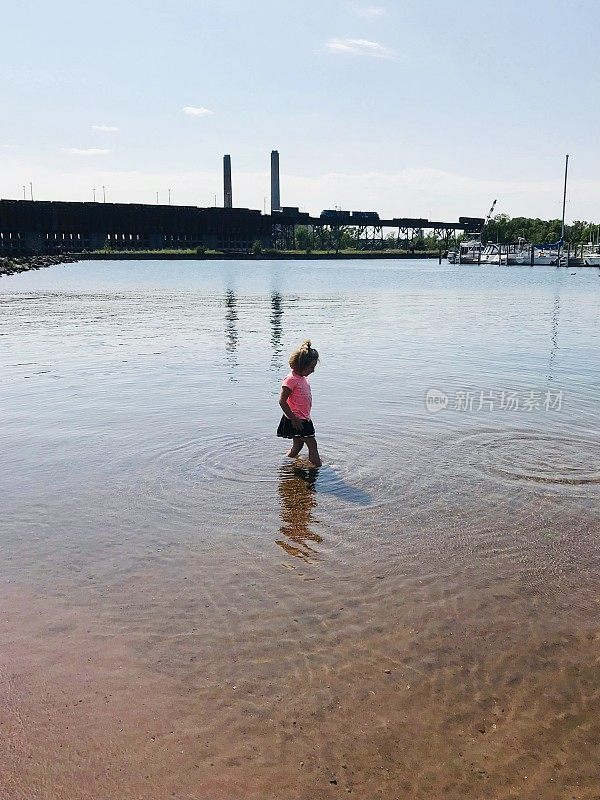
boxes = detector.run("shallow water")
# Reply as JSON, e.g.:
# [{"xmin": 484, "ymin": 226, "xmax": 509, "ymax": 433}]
[{"xmin": 1, "ymin": 259, "xmax": 599, "ymax": 799}]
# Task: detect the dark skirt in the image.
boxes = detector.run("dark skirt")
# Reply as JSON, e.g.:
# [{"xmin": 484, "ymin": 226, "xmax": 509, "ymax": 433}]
[{"xmin": 277, "ymin": 415, "xmax": 316, "ymax": 439}]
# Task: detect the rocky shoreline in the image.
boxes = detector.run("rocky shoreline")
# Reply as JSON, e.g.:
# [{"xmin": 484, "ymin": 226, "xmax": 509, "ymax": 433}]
[{"xmin": 0, "ymin": 254, "xmax": 76, "ymax": 277}]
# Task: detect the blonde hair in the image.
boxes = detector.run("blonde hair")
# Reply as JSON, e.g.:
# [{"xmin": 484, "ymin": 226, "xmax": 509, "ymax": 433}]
[{"xmin": 289, "ymin": 339, "xmax": 319, "ymax": 372}]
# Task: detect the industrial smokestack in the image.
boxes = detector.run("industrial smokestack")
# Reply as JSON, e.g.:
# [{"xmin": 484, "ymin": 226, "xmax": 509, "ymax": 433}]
[
  {"xmin": 270, "ymin": 150, "xmax": 281, "ymax": 213},
  {"xmin": 223, "ymin": 154, "xmax": 232, "ymax": 208}
]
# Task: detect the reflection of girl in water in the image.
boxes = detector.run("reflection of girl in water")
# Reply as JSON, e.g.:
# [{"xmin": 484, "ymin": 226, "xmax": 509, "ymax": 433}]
[
  {"xmin": 277, "ymin": 339, "xmax": 322, "ymax": 467},
  {"xmin": 276, "ymin": 465, "xmax": 322, "ymax": 561}
]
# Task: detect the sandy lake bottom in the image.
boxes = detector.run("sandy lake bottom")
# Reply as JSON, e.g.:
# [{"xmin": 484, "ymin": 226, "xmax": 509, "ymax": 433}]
[{"xmin": 1, "ymin": 259, "xmax": 598, "ymax": 799}]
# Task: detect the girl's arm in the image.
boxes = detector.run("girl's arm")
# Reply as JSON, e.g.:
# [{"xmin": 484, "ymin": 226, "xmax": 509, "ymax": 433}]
[{"xmin": 279, "ymin": 386, "xmax": 303, "ymax": 430}]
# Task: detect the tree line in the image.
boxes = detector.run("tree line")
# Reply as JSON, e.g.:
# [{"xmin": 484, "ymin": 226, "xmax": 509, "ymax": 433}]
[
  {"xmin": 293, "ymin": 225, "xmax": 444, "ymax": 252},
  {"xmin": 268, "ymin": 215, "xmax": 600, "ymax": 254},
  {"xmin": 482, "ymin": 214, "xmax": 599, "ymax": 245}
]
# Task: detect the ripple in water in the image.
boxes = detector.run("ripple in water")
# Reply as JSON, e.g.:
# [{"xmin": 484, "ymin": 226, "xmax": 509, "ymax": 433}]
[
  {"xmin": 141, "ymin": 424, "xmax": 423, "ymax": 509},
  {"xmin": 164, "ymin": 434, "xmax": 278, "ymax": 485},
  {"xmin": 455, "ymin": 430, "xmax": 600, "ymax": 487}
]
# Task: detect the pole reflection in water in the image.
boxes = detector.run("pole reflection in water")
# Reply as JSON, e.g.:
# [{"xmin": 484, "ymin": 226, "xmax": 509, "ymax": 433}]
[
  {"xmin": 224, "ymin": 289, "xmax": 238, "ymax": 376},
  {"xmin": 276, "ymin": 463, "xmax": 323, "ymax": 561},
  {"xmin": 270, "ymin": 291, "xmax": 284, "ymax": 372},
  {"xmin": 547, "ymin": 290, "xmax": 560, "ymax": 382}
]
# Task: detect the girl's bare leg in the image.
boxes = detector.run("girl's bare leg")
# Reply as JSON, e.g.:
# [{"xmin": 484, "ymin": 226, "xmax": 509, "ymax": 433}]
[
  {"xmin": 306, "ymin": 437, "xmax": 322, "ymax": 467},
  {"xmin": 286, "ymin": 436, "xmax": 304, "ymax": 458}
]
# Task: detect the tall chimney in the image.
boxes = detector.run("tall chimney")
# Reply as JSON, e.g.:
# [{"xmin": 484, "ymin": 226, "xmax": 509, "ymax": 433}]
[
  {"xmin": 223, "ymin": 154, "xmax": 232, "ymax": 208},
  {"xmin": 270, "ymin": 150, "xmax": 281, "ymax": 213}
]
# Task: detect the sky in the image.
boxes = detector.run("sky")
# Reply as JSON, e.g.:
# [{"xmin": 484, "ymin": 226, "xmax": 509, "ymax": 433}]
[{"xmin": 2, "ymin": 0, "xmax": 599, "ymax": 222}]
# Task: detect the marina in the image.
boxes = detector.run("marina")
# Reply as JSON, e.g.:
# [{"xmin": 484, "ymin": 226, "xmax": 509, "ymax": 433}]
[{"xmin": 448, "ymin": 238, "xmax": 600, "ymax": 267}]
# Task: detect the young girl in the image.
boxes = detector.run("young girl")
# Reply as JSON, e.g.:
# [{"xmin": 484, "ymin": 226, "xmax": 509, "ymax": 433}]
[{"xmin": 277, "ymin": 339, "xmax": 322, "ymax": 467}]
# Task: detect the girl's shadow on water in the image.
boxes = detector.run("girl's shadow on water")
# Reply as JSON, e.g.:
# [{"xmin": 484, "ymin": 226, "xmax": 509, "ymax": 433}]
[
  {"xmin": 276, "ymin": 463, "xmax": 372, "ymax": 562},
  {"xmin": 306, "ymin": 463, "xmax": 373, "ymax": 506}
]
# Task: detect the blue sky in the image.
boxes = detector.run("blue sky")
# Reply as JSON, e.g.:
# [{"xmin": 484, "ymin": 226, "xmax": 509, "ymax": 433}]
[{"xmin": 2, "ymin": 0, "xmax": 599, "ymax": 221}]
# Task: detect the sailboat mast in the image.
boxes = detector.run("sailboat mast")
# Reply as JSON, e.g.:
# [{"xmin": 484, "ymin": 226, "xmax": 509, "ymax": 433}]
[
  {"xmin": 557, "ymin": 153, "xmax": 569, "ymax": 267},
  {"xmin": 561, "ymin": 154, "xmax": 569, "ymax": 243}
]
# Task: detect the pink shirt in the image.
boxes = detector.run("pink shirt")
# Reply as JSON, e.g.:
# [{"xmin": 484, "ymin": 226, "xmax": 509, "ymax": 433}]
[{"xmin": 282, "ymin": 371, "xmax": 312, "ymax": 420}]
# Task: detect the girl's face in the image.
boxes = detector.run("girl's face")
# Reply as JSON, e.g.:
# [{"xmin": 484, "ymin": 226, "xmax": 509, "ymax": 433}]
[{"xmin": 302, "ymin": 359, "xmax": 318, "ymax": 377}]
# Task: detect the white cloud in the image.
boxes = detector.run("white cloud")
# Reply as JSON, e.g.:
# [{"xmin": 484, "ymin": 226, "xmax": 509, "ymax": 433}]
[
  {"xmin": 1, "ymin": 143, "xmax": 19, "ymax": 149},
  {"xmin": 182, "ymin": 106, "xmax": 215, "ymax": 117},
  {"xmin": 64, "ymin": 148, "xmax": 112, "ymax": 156},
  {"xmin": 91, "ymin": 124, "xmax": 119, "ymax": 132},
  {"xmin": 352, "ymin": 4, "xmax": 386, "ymax": 19},
  {"xmin": 325, "ymin": 38, "xmax": 394, "ymax": 58}
]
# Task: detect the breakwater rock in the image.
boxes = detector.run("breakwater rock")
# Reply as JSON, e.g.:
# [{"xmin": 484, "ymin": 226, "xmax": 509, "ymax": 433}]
[{"xmin": 0, "ymin": 254, "xmax": 76, "ymax": 277}]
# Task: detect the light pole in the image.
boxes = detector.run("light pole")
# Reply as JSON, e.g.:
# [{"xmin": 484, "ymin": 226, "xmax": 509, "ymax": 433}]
[
  {"xmin": 93, "ymin": 188, "xmax": 96, "ymax": 202},
  {"xmin": 156, "ymin": 191, "xmax": 159, "ymax": 205},
  {"xmin": 29, "ymin": 182, "xmax": 34, "ymax": 201},
  {"xmin": 102, "ymin": 185, "xmax": 106, "ymax": 203},
  {"xmin": 22, "ymin": 185, "xmax": 26, "ymax": 200},
  {"xmin": 168, "ymin": 188, "xmax": 171, "ymax": 205}
]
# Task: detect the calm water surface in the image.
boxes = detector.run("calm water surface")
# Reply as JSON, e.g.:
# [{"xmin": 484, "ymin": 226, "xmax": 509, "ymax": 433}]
[{"xmin": 1, "ymin": 259, "xmax": 598, "ymax": 799}]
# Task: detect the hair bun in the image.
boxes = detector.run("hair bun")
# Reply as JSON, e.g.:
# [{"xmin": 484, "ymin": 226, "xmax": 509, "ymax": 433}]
[{"xmin": 288, "ymin": 339, "xmax": 319, "ymax": 371}]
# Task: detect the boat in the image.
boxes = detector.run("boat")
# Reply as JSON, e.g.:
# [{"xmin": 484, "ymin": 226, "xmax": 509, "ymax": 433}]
[
  {"xmin": 453, "ymin": 157, "xmax": 573, "ymax": 268},
  {"xmin": 448, "ymin": 199, "xmax": 495, "ymax": 264},
  {"xmin": 479, "ymin": 243, "xmax": 507, "ymax": 264},
  {"xmin": 480, "ymin": 239, "xmax": 528, "ymax": 265},
  {"xmin": 582, "ymin": 253, "xmax": 600, "ymax": 266},
  {"xmin": 514, "ymin": 245, "xmax": 566, "ymax": 266},
  {"xmin": 447, "ymin": 238, "xmax": 482, "ymax": 264},
  {"xmin": 579, "ymin": 242, "xmax": 600, "ymax": 266},
  {"xmin": 479, "ymin": 239, "xmax": 566, "ymax": 266}
]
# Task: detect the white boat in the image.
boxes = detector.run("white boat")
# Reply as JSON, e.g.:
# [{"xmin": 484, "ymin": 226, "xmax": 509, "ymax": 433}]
[
  {"xmin": 480, "ymin": 239, "xmax": 564, "ymax": 266},
  {"xmin": 514, "ymin": 248, "xmax": 564, "ymax": 266},
  {"xmin": 479, "ymin": 243, "xmax": 508, "ymax": 264},
  {"xmin": 447, "ymin": 238, "xmax": 482, "ymax": 264},
  {"xmin": 461, "ymin": 156, "xmax": 574, "ymax": 268},
  {"xmin": 580, "ymin": 243, "xmax": 600, "ymax": 266},
  {"xmin": 481, "ymin": 240, "xmax": 528, "ymax": 265},
  {"xmin": 448, "ymin": 199, "xmax": 494, "ymax": 264}
]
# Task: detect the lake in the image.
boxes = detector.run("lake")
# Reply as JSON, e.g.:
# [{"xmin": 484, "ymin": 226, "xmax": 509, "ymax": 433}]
[{"xmin": 1, "ymin": 258, "xmax": 598, "ymax": 799}]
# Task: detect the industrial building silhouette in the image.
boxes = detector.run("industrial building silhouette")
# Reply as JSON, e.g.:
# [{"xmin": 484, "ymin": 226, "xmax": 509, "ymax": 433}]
[{"xmin": 0, "ymin": 151, "xmax": 483, "ymax": 254}]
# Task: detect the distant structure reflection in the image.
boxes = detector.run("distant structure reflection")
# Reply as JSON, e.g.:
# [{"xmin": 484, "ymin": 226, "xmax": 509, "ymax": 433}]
[
  {"xmin": 224, "ymin": 289, "xmax": 238, "ymax": 375},
  {"xmin": 270, "ymin": 291, "xmax": 283, "ymax": 372},
  {"xmin": 547, "ymin": 290, "xmax": 560, "ymax": 382}
]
